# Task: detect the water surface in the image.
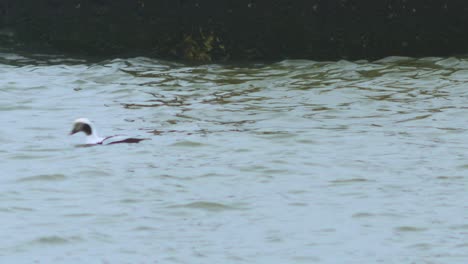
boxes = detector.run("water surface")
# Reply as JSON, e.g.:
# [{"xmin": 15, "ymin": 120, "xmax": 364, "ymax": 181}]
[{"xmin": 1, "ymin": 54, "xmax": 468, "ymax": 263}]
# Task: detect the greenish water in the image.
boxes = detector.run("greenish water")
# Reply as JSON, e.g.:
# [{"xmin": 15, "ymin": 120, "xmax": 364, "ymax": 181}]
[{"xmin": 1, "ymin": 54, "xmax": 468, "ymax": 263}]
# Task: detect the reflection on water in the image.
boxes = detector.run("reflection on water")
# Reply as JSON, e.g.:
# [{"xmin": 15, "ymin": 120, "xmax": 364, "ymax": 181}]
[{"xmin": 1, "ymin": 53, "xmax": 468, "ymax": 263}]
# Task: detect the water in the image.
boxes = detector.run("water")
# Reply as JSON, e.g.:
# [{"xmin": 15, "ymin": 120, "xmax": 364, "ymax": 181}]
[{"xmin": 1, "ymin": 53, "xmax": 468, "ymax": 263}]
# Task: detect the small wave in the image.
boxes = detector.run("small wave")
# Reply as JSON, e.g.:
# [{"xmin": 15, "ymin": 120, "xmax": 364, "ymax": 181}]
[
  {"xmin": 31, "ymin": 235, "xmax": 82, "ymax": 245},
  {"xmin": 17, "ymin": 174, "xmax": 66, "ymax": 182},
  {"xmin": 170, "ymin": 140, "xmax": 207, "ymax": 147},
  {"xmin": 169, "ymin": 201, "xmax": 240, "ymax": 212}
]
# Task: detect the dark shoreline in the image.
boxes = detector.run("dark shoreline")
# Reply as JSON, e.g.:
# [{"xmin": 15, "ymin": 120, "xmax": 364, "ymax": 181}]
[{"xmin": 2, "ymin": 0, "xmax": 468, "ymax": 62}]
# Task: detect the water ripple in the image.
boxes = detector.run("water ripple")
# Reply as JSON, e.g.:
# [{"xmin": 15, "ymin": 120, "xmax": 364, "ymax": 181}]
[
  {"xmin": 1, "ymin": 54, "xmax": 468, "ymax": 263},
  {"xmin": 17, "ymin": 174, "xmax": 66, "ymax": 182}
]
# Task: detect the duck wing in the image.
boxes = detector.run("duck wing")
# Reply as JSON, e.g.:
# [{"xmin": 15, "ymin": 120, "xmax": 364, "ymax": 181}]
[
  {"xmin": 107, "ymin": 138, "xmax": 148, "ymax": 145},
  {"xmin": 101, "ymin": 136, "xmax": 148, "ymax": 145}
]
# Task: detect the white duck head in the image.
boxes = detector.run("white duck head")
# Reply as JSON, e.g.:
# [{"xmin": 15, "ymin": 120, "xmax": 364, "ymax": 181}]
[{"xmin": 69, "ymin": 118, "xmax": 104, "ymax": 144}]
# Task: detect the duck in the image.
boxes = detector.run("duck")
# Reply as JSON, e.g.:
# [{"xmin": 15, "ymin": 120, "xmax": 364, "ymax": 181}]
[{"xmin": 69, "ymin": 118, "xmax": 147, "ymax": 145}]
